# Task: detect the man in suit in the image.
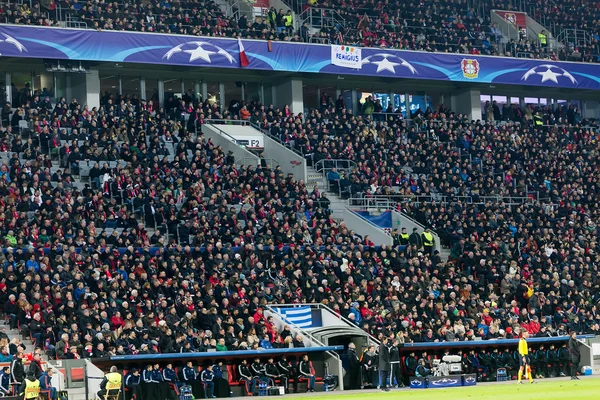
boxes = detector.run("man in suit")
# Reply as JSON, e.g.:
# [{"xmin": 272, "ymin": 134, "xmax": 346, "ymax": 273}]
[
  {"xmin": 346, "ymin": 343, "xmax": 361, "ymax": 390},
  {"xmin": 378, "ymin": 337, "xmax": 390, "ymax": 392},
  {"xmin": 568, "ymin": 331, "xmax": 581, "ymax": 380}
]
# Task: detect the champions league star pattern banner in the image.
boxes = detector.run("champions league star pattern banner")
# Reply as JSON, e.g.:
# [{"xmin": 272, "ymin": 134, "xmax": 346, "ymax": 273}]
[{"xmin": 2, "ymin": 25, "xmax": 600, "ymax": 89}]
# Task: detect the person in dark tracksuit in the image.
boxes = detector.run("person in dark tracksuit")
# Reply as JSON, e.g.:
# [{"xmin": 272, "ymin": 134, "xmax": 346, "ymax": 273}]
[
  {"xmin": 200, "ymin": 365, "xmax": 215, "ymax": 398},
  {"xmin": 568, "ymin": 331, "xmax": 581, "ymax": 380},
  {"xmin": 346, "ymin": 343, "xmax": 361, "ymax": 390},
  {"xmin": 265, "ymin": 357, "xmax": 288, "ymax": 392},
  {"xmin": 277, "ymin": 356, "xmax": 296, "ymax": 393},
  {"xmin": 378, "ymin": 337, "xmax": 390, "ymax": 392},
  {"xmin": 389, "ymin": 339, "xmax": 404, "ymax": 387},
  {"xmin": 361, "ymin": 346, "xmax": 378, "ymax": 388},
  {"xmin": 238, "ymin": 360, "xmax": 256, "ymax": 395}
]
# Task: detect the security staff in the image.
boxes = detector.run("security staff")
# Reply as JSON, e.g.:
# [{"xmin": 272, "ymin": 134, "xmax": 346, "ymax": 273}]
[
  {"xmin": 19, "ymin": 371, "xmax": 40, "ymax": 400},
  {"xmin": 538, "ymin": 30, "xmax": 547, "ymax": 47},
  {"xmin": 399, "ymin": 227, "xmax": 409, "ymax": 246},
  {"xmin": 422, "ymin": 228, "xmax": 434, "ymax": 255},
  {"xmin": 265, "ymin": 357, "xmax": 288, "ymax": 391},
  {"xmin": 533, "ymin": 111, "xmax": 543, "ymax": 127},
  {"xmin": 97, "ymin": 366, "xmax": 122, "ymax": 400},
  {"xmin": 284, "ymin": 11, "xmax": 293, "ymax": 34}
]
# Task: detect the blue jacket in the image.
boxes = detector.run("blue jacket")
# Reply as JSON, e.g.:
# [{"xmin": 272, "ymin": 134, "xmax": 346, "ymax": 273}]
[
  {"xmin": 142, "ymin": 369, "xmax": 157, "ymax": 383},
  {"xmin": 212, "ymin": 366, "xmax": 223, "ymax": 379},
  {"xmin": 201, "ymin": 370, "xmax": 214, "ymax": 382},
  {"xmin": 153, "ymin": 370, "xmax": 163, "ymax": 382},
  {"xmin": 0, "ymin": 372, "xmax": 10, "ymax": 393},
  {"xmin": 39, "ymin": 372, "xmax": 53, "ymax": 390},
  {"xmin": 125, "ymin": 372, "xmax": 141, "ymax": 387},
  {"xmin": 162, "ymin": 368, "xmax": 177, "ymax": 382},
  {"xmin": 182, "ymin": 367, "xmax": 196, "ymax": 382}
]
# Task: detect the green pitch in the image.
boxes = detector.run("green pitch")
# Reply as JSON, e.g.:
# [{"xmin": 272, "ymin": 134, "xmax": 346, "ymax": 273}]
[{"xmin": 304, "ymin": 378, "xmax": 600, "ymax": 400}]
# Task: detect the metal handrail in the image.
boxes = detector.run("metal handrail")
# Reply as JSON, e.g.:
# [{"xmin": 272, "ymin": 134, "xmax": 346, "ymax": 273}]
[
  {"xmin": 349, "ymin": 194, "xmax": 536, "ymax": 207},
  {"xmin": 314, "ymin": 159, "xmax": 356, "ymax": 173},
  {"xmin": 272, "ymin": 303, "xmax": 381, "ymax": 346},
  {"xmin": 248, "ymin": 121, "xmax": 306, "ymax": 158},
  {"xmin": 264, "ymin": 304, "xmax": 343, "ymax": 363},
  {"xmin": 204, "ymin": 119, "xmax": 282, "ymax": 166}
]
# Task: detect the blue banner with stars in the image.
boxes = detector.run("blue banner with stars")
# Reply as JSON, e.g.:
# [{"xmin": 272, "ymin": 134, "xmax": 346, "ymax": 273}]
[{"xmin": 0, "ymin": 25, "xmax": 599, "ymax": 90}]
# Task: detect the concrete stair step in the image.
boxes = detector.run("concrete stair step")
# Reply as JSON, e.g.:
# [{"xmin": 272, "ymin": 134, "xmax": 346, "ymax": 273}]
[{"xmin": 66, "ymin": 387, "xmax": 86, "ymax": 400}]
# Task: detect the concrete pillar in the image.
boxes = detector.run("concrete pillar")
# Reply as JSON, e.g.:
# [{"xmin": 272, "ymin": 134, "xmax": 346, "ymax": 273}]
[
  {"xmin": 86, "ymin": 69, "xmax": 100, "ymax": 110},
  {"xmin": 218, "ymin": 82, "xmax": 225, "ymax": 111},
  {"xmin": 158, "ymin": 80, "xmax": 165, "ymax": 108},
  {"xmin": 66, "ymin": 75, "xmax": 72, "ymax": 102},
  {"xmin": 201, "ymin": 82, "xmax": 208, "ymax": 103},
  {"xmin": 5, "ymin": 73, "xmax": 11, "ymax": 104},
  {"xmin": 351, "ymin": 89, "xmax": 358, "ymax": 115},
  {"xmin": 274, "ymin": 79, "xmax": 303, "ymax": 115},
  {"xmin": 404, "ymin": 92, "xmax": 410, "ymax": 118},
  {"xmin": 140, "ymin": 78, "xmax": 146, "ymax": 101},
  {"xmin": 450, "ymin": 88, "xmax": 481, "ymax": 121},
  {"xmin": 195, "ymin": 82, "xmax": 201, "ymax": 103}
]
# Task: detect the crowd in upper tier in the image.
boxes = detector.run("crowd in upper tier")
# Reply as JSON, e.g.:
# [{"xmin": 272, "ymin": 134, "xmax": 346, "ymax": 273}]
[
  {"xmin": 0, "ymin": 0, "xmax": 599, "ymax": 62},
  {"xmin": 0, "ymin": 83, "xmax": 599, "ymax": 365}
]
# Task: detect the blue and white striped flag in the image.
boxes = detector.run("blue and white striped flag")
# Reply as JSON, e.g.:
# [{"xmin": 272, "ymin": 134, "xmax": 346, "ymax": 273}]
[{"xmin": 273, "ymin": 306, "xmax": 313, "ymax": 328}]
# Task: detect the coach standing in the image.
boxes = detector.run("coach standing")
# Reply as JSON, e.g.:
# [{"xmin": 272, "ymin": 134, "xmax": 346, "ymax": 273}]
[
  {"xmin": 568, "ymin": 331, "xmax": 581, "ymax": 380},
  {"xmin": 346, "ymin": 343, "xmax": 361, "ymax": 390},
  {"xmin": 378, "ymin": 337, "xmax": 390, "ymax": 392}
]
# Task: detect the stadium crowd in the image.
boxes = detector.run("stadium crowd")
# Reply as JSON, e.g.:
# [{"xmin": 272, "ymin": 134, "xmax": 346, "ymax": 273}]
[
  {"xmin": 0, "ymin": 83, "xmax": 597, "ymax": 390},
  {"xmin": 0, "ymin": 0, "xmax": 599, "ymax": 62}
]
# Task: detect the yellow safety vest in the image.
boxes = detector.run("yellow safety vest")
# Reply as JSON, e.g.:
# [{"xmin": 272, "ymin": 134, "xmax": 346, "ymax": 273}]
[
  {"xmin": 284, "ymin": 15, "xmax": 293, "ymax": 27},
  {"xmin": 538, "ymin": 33, "xmax": 546, "ymax": 44},
  {"xmin": 533, "ymin": 115, "xmax": 543, "ymax": 126},
  {"xmin": 400, "ymin": 233, "xmax": 409, "ymax": 241},
  {"xmin": 423, "ymin": 232, "xmax": 434, "ymax": 247},
  {"xmin": 24, "ymin": 379, "xmax": 40, "ymax": 399},
  {"xmin": 105, "ymin": 372, "xmax": 122, "ymax": 391}
]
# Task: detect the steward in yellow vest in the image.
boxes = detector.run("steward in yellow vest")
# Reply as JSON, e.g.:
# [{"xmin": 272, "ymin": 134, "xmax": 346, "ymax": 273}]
[
  {"xmin": 98, "ymin": 366, "xmax": 122, "ymax": 399},
  {"xmin": 422, "ymin": 228, "xmax": 435, "ymax": 255},
  {"xmin": 20, "ymin": 372, "xmax": 40, "ymax": 400}
]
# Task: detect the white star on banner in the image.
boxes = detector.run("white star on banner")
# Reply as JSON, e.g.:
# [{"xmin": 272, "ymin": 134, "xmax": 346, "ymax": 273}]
[
  {"xmin": 537, "ymin": 68, "xmax": 560, "ymax": 83},
  {"xmin": 372, "ymin": 56, "xmax": 400, "ymax": 73},
  {"xmin": 184, "ymin": 45, "xmax": 215, "ymax": 62}
]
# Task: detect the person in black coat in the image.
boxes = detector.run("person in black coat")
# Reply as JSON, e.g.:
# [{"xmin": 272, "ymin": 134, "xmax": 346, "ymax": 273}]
[
  {"xmin": 361, "ymin": 345, "xmax": 378, "ymax": 388},
  {"xmin": 568, "ymin": 331, "xmax": 581, "ymax": 380},
  {"xmin": 346, "ymin": 343, "xmax": 361, "ymax": 390},
  {"xmin": 10, "ymin": 352, "xmax": 24, "ymax": 392},
  {"xmin": 389, "ymin": 339, "xmax": 404, "ymax": 387},
  {"xmin": 378, "ymin": 337, "xmax": 390, "ymax": 391}
]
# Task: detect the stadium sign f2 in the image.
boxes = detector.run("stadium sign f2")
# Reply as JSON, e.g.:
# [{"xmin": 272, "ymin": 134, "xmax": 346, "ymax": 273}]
[{"xmin": 331, "ymin": 45, "xmax": 362, "ymax": 69}]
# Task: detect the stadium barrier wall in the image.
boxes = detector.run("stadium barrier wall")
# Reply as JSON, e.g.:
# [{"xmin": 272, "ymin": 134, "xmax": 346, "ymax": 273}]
[
  {"xmin": 202, "ymin": 124, "xmax": 261, "ymax": 167},
  {"xmin": 343, "ymin": 209, "xmax": 394, "ymax": 246}
]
